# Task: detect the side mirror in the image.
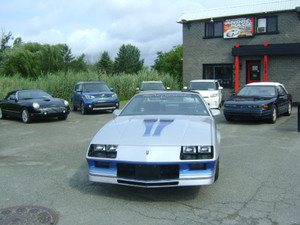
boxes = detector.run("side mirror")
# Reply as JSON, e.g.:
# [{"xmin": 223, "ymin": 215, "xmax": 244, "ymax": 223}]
[
  {"xmin": 211, "ymin": 109, "xmax": 221, "ymax": 116},
  {"xmin": 110, "ymin": 88, "xmax": 114, "ymax": 91},
  {"xmin": 113, "ymin": 109, "xmax": 121, "ymax": 117}
]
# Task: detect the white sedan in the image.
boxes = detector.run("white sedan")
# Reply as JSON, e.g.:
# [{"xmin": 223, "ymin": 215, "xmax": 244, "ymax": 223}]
[{"xmin": 86, "ymin": 91, "xmax": 221, "ymax": 188}]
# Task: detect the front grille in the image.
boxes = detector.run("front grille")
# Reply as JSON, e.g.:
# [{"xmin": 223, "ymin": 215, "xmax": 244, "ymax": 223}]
[
  {"xmin": 42, "ymin": 107, "xmax": 66, "ymax": 113},
  {"xmin": 94, "ymin": 94, "xmax": 113, "ymax": 98},
  {"xmin": 117, "ymin": 164, "xmax": 179, "ymax": 180},
  {"xmin": 92, "ymin": 101, "xmax": 115, "ymax": 108}
]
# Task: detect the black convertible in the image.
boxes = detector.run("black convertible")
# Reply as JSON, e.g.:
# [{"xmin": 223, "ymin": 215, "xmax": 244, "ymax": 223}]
[{"xmin": 0, "ymin": 89, "xmax": 70, "ymax": 123}]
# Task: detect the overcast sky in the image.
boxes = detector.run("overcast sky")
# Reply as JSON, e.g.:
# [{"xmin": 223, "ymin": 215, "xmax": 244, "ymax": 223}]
[{"xmin": 1, "ymin": 0, "xmax": 278, "ymax": 66}]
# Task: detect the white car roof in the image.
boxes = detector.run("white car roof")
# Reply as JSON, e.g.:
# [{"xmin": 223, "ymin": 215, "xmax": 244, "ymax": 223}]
[
  {"xmin": 190, "ymin": 79, "xmax": 219, "ymax": 83},
  {"xmin": 246, "ymin": 82, "xmax": 283, "ymax": 86}
]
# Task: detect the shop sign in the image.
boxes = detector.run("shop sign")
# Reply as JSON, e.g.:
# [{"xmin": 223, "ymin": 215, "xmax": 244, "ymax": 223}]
[{"xmin": 224, "ymin": 18, "xmax": 254, "ymax": 39}]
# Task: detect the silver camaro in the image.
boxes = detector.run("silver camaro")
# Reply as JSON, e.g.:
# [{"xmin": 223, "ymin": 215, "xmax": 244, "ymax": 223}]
[{"xmin": 86, "ymin": 91, "xmax": 221, "ymax": 188}]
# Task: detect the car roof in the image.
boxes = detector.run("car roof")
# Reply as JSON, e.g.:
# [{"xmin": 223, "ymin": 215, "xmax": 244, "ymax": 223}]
[
  {"xmin": 190, "ymin": 79, "xmax": 218, "ymax": 83},
  {"xmin": 135, "ymin": 90, "xmax": 198, "ymax": 96},
  {"xmin": 141, "ymin": 81, "xmax": 163, "ymax": 83},
  {"xmin": 75, "ymin": 81, "xmax": 105, "ymax": 85},
  {"xmin": 246, "ymin": 82, "xmax": 283, "ymax": 87}
]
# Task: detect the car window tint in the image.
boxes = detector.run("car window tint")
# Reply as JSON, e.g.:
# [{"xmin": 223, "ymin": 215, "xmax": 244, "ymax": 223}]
[
  {"xmin": 141, "ymin": 83, "xmax": 165, "ymax": 90},
  {"xmin": 189, "ymin": 82, "xmax": 217, "ymax": 90},
  {"xmin": 238, "ymin": 86, "xmax": 275, "ymax": 97},
  {"xmin": 121, "ymin": 93, "xmax": 209, "ymax": 116},
  {"xmin": 83, "ymin": 83, "xmax": 110, "ymax": 92}
]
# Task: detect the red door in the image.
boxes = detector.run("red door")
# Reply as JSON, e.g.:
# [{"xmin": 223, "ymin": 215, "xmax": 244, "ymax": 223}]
[{"xmin": 247, "ymin": 62, "xmax": 261, "ymax": 84}]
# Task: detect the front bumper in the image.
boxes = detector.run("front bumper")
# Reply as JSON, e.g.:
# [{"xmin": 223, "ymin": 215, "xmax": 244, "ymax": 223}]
[
  {"xmin": 30, "ymin": 107, "xmax": 70, "ymax": 118},
  {"xmin": 223, "ymin": 107, "xmax": 272, "ymax": 119},
  {"xmin": 84, "ymin": 99, "xmax": 119, "ymax": 111},
  {"xmin": 203, "ymin": 97, "xmax": 220, "ymax": 109},
  {"xmin": 87, "ymin": 160, "xmax": 217, "ymax": 188}
]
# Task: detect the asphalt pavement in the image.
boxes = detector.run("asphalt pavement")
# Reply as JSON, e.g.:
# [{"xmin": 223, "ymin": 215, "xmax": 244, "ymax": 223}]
[{"xmin": 0, "ymin": 108, "xmax": 299, "ymax": 225}]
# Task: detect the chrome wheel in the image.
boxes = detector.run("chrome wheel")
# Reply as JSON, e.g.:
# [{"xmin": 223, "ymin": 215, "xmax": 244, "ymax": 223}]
[
  {"xmin": 269, "ymin": 107, "xmax": 277, "ymax": 124},
  {"xmin": 21, "ymin": 108, "xmax": 31, "ymax": 123},
  {"xmin": 284, "ymin": 102, "xmax": 292, "ymax": 116}
]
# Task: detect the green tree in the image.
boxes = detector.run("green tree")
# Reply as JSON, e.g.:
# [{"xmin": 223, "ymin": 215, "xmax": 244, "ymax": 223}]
[
  {"xmin": 114, "ymin": 44, "xmax": 144, "ymax": 74},
  {"xmin": 152, "ymin": 45, "xmax": 183, "ymax": 83},
  {"xmin": 97, "ymin": 51, "xmax": 113, "ymax": 74},
  {"xmin": 69, "ymin": 54, "xmax": 87, "ymax": 72}
]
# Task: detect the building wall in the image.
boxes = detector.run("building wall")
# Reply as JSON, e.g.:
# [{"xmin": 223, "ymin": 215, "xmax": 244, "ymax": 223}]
[{"xmin": 182, "ymin": 10, "xmax": 300, "ymax": 102}]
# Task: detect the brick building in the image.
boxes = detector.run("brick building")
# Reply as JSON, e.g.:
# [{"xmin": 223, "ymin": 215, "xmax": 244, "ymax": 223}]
[{"xmin": 178, "ymin": 0, "xmax": 300, "ymax": 103}]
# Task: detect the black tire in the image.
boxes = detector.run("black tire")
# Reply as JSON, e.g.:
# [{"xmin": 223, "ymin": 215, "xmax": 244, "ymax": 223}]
[
  {"xmin": 224, "ymin": 114, "xmax": 233, "ymax": 121},
  {"xmin": 214, "ymin": 158, "xmax": 219, "ymax": 182},
  {"xmin": 81, "ymin": 102, "xmax": 86, "ymax": 115},
  {"xmin": 284, "ymin": 101, "xmax": 292, "ymax": 116},
  {"xmin": 268, "ymin": 106, "xmax": 277, "ymax": 124},
  {"xmin": 71, "ymin": 100, "xmax": 77, "ymax": 111},
  {"xmin": 58, "ymin": 115, "xmax": 68, "ymax": 120},
  {"xmin": 0, "ymin": 107, "xmax": 6, "ymax": 119},
  {"xmin": 21, "ymin": 108, "xmax": 31, "ymax": 123}
]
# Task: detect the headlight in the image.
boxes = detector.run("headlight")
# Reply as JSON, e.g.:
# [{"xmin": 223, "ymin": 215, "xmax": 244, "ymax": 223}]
[
  {"xmin": 112, "ymin": 94, "xmax": 118, "ymax": 99},
  {"xmin": 32, "ymin": 102, "xmax": 40, "ymax": 109},
  {"xmin": 210, "ymin": 94, "xmax": 218, "ymax": 98},
  {"xmin": 85, "ymin": 95, "xmax": 95, "ymax": 100},
  {"xmin": 64, "ymin": 100, "xmax": 69, "ymax": 106},
  {"xmin": 88, "ymin": 144, "xmax": 118, "ymax": 158},
  {"xmin": 181, "ymin": 146, "xmax": 214, "ymax": 160}
]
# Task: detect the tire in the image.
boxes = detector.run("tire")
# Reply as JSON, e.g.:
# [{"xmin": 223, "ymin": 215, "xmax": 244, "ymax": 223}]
[
  {"xmin": 71, "ymin": 100, "xmax": 77, "ymax": 111},
  {"xmin": 81, "ymin": 102, "xmax": 86, "ymax": 115},
  {"xmin": 214, "ymin": 158, "xmax": 219, "ymax": 182},
  {"xmin": 224, "ymin": 114, "xmax": 233, "ymax": 121},
  {"xmin": 58, "ymin": 115, "xmax": 68, "ymax": 120},
  {"xmin": 21, "ymin": 108, "xmax": 31, "ymax": 123},
  {"xmin": 284, "ymin": 101, "xmax": 292, "ymax": 116},
  {"xmin": 268, "ymin": 106, "xmax": 277, "ymax": 124},
  {"xmin": 0, "ymin": 107, "xmax": 6, "ymax": 119}
]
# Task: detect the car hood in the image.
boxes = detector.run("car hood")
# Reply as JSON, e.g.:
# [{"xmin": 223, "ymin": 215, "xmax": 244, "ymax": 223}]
[
  {"xmin": 82, "ymin": 91, "xmax": 114, "ymax": 96},
  {"xmin": 225, "ymin": 95, "xmax": 276, "ymax": 105},
  {"xmin": 22, "ymin": 98, "xmax": 66, "ymax": 107},
  {"xmin": 91, "ymin": 115, "xmax": 214, "ymax": 146}
]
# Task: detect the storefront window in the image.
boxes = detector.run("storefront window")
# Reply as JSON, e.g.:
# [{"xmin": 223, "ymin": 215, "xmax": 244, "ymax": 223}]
[
  {"xmin": 257, "ymin": 16, "xmax": 277, "ymax": 33},
  {"xmin": 203, "ymin": 64, "xmax": 233, "ymax": 88}
]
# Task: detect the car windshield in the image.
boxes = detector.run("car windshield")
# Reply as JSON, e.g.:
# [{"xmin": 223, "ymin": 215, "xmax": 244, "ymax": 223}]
[
  {"xmin": 189, "ymin": 82, "xmax": 217, "ymax": 90},
  {"xmin": 82, "ymin": 83, "xmax": 110, "ymax": 92},
  {"xmin": 141, "ymin": 83, "xmax": 166, "ymax": 91},
  {"xmin": 237, "ymin": 86, "xmax": 276, "ymax": 97},
  {"xmin": 17, "ymin": 90, "xmax": 52, "ymax": 100},
  {"xmin": 120, "ymin": 93, "xmax": 209, "ymax": 116}
]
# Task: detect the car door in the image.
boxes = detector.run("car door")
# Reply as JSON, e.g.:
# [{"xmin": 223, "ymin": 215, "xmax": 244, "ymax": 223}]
[
  {"xmin": 3, "ymin": 93, "xmax": 21, "ymax": 116},
  {"xmin": 73, "ymin": 84, "xmax": 82, "ymax": 107},
  {"xmin": 276, "ymin": 86, "xmax": 289, "ymax": 114}
]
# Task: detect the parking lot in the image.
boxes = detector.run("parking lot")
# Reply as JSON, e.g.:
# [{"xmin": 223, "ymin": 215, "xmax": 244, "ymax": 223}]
[{"xmin": 0, "ymin": 108, "xmax": 299, "ymax": 225}]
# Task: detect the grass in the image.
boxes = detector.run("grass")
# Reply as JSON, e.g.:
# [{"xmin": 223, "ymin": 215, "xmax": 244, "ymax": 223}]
[{"xmin": 0, "ymin": 70, "xmax": 181, "ymax": 102}]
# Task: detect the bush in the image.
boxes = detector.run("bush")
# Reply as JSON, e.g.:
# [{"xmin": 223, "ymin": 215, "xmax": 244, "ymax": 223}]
[{"xmin": 0, "ymin": 70, "xmax": 181, "ymax": 102}]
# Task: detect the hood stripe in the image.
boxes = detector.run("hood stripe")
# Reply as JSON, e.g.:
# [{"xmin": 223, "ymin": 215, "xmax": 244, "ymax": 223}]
[{"xmin": 143, "ymin": 119, "xmax": 174, "ymax": 137}]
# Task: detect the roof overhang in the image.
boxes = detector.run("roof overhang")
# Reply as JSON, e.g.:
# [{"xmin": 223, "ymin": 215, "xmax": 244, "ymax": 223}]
[{"xmin": 232, "ymin": 43, "xmax": 300, "ymax": 56}]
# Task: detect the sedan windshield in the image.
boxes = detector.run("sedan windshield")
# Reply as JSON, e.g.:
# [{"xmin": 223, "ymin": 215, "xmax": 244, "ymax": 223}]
[
  {"xmin": 189, "ymin": 82, "xmax": 217, "ymax": 90},
  {"xmin": 141, "ymin": 83, "xmax": 166, "ymax": 91},
  {"xmin": 83, "ymin": 83, "xmax": 110, "ymax": 92},
  {"xmin": 121, "ymin": 93, "xmax": 209, "ymax": 116},
  {"xmin": 237, "ymin": 86, "xmax": 276, "ymax": 97},
  {"xmin": 17, "ymin": 90, "xmax": 52, "ymax": 100}
]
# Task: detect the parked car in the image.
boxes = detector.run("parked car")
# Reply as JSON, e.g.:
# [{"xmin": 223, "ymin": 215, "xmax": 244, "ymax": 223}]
[
  {"xmin": 0, "ymin": 89, "xmax": 70, "ymax": 123},
  {"xmin": 86, "ymin": 91, "xmax": 221, "ymax": 188},
  {"xmin": 136, "ymin": 81, "xmax": 170, "ymax": 93},
  {"xmin": 223, "ymin": 82, "xmax": 292, "ymax": 123},
  {"xmin": 184, "ymin": 79, "xmax": 223, "ymax": 109},
  {"xmin": 71, "ymin": 81, "xmax": 119, "ymax": 115}
]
